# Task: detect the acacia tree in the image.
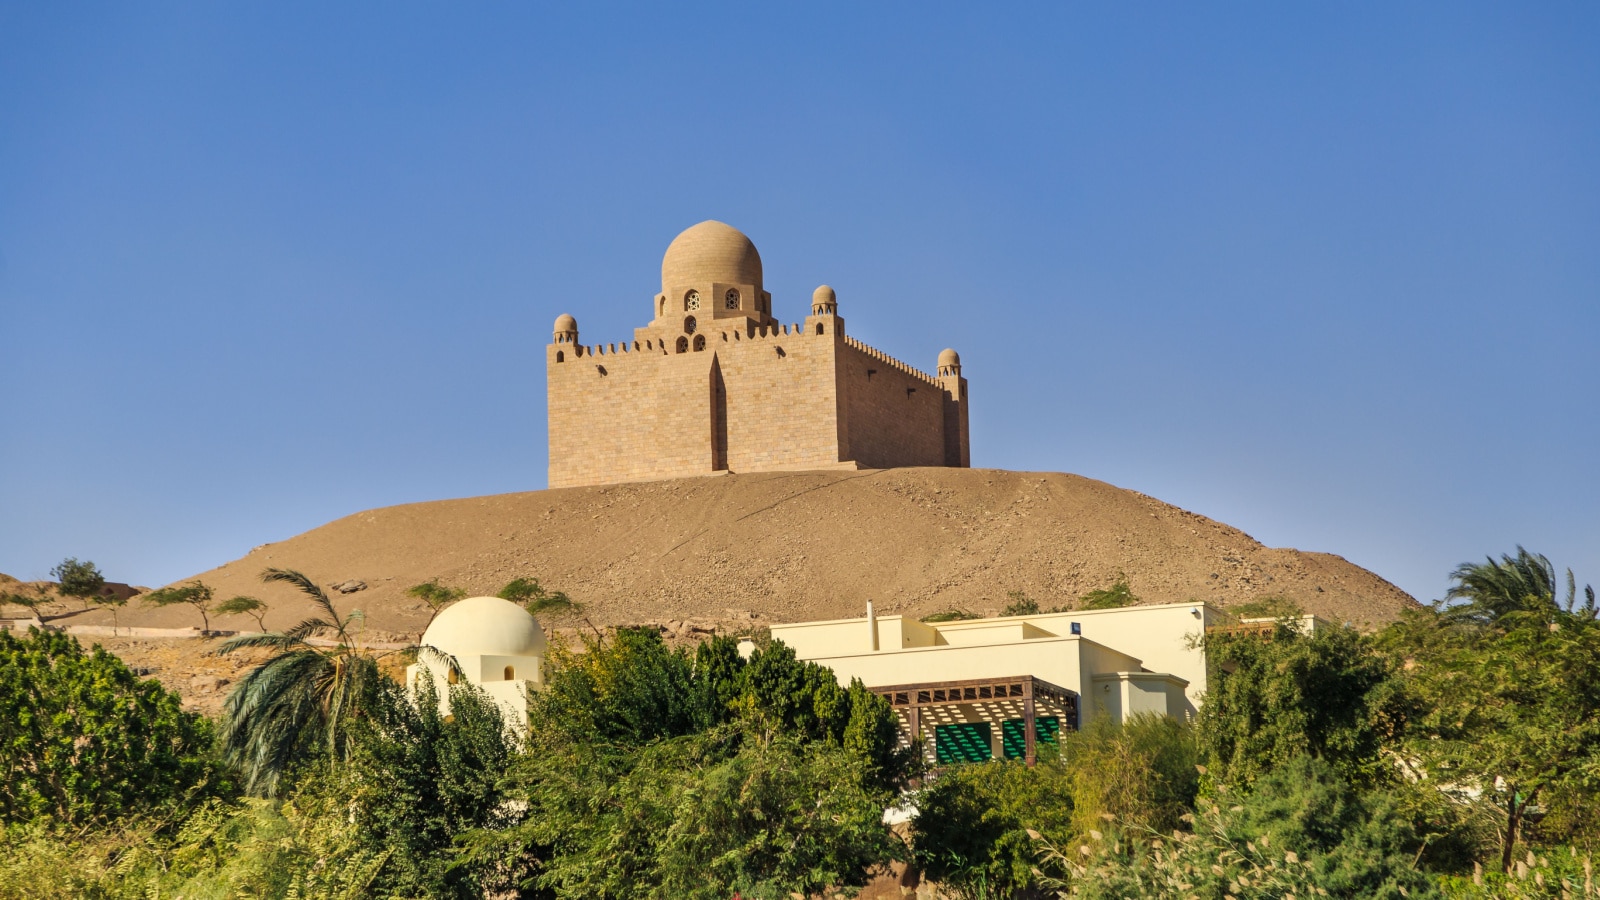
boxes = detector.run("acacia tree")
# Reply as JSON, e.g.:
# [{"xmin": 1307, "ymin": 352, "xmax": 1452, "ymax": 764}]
[
  {"xmin": 498, "ymin": 576, "xmax": 602, "ymax": 640},
  {"xmin": 0, "ymin": 584, "xmax": 50, "ymax": 618},
  {"xmin": 142, "ymin": 580, "xmax": 218, "ymax": 632},
  {"xmin": 406, "ymin": 578, "xmax": 465, "ymax": 629},
  {"xmin": 215, "ymin": 594, "xmax": 269, "ymax": 632}
]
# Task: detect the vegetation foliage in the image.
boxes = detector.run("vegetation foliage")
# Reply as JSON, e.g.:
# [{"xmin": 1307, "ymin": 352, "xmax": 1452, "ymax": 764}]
[{"xmin": 3, "ymin": 548, "xmax": 1600, "ymax": 898}]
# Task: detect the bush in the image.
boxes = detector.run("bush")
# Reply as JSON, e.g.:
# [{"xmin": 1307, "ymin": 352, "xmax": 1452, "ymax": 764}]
[
  {"xmin": 1200, "ymin": 623, "xmax": 1408, "ymax": 786},
  {"xmin": 1039, "ymin": 758, "xmax": 1439, "ymax": 899},
  {"xmin": 0, "ymin": 629, "xmax": 220, "ymax": 826},
  {"xmin": 912, "ymin": 715, "xmax": 1199, "ymax": 898},
  {"xmin": 465, "ymin": 631, "xmax": 912, "ymax": 899}
]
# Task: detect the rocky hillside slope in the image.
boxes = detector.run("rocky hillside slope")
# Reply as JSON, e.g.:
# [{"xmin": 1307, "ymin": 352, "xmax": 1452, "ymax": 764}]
[{"xmin": 74, "ymin": 468, "xmax": 1413, "ymax": 637}]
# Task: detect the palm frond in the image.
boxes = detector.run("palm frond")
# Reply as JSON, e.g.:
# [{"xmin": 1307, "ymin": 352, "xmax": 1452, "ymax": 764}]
[
  {"xmin": 282, "ymin": 615, "xmax": 337, "ymax": 643},
  {"xmin": 260, "ymin": 568, "xmax": 344, "ymax": 636},
  {"xmin": 413, "ymin": 643, "xmax": 464, "ymax": 680},
  {"xmin": 221, "ymin": 649, "xmax": 332, "ymax": 795},
  {"xmin": 215, "ymin": 632, "xmax": 310, "ymax": 656}
]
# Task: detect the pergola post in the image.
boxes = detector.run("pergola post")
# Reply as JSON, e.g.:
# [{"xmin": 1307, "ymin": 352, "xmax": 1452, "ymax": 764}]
[
  {"xmin": 908, "ymin": 705, "xmax": 922, "ymax": 762},
  {"xmin": 1023, "ymin": 682, "xmax": 1037, "ymax": 767}
]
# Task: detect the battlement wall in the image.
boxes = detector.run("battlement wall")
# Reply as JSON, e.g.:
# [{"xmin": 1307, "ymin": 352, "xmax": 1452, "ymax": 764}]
[
  {"xmin": 836, "ymin": 340, "xmax": 951, "ymax": 469},
  {"xmin": 547, "ymin": 314, "xmax": 965, "ymax": 487},
  {"xmin": 841, "ymin": 335, "xmax": 941, "ymax": 388}
]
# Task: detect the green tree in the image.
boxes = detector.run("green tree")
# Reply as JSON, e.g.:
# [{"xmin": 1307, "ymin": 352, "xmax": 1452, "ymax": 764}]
[
  {"xmin": 215, "ymin": 594, "xmax": 269, "ymax": 632},
  {"xmin": 215, "ymin": 568, "xmax": 383, "ymax": 796},
  {"xmin": 0, "ymin": 584, "xmax": 50, "ymax": 618},
  {"xmin": 1389, "ymin": 604, "xmax": 1600, "ymax": 874},
  {"xmin": 464, "ymin": 631, "xmax": 913, "ymax": 898},
  {"xmin": 142, "ymin": 580, "xmax": 218, "ymax": 632},
  {"xmin": 0, "ymin": 629, "xmax": 219, "ymax": 825},
  {"xmin": 1080, "ymin": 572, "xmax": 1138, "ymax": 610},
  {"xmin": 1443, "ymin": 546, "xmax": 1594, "ymax": 626},
  {"xmin": 498, "ymin": 576, "xmax": 602, "ymax": 640},
  {"xmin": 406, "ymin": 578, "xmax": 466, "ymax": 628},
  {"xmin": 1199, "ymin": 623, "xmax": 1408, "ymax": 786},
  {"xmin": 49, "ymin": 557, "xmax": 104, "ymax": 610}
]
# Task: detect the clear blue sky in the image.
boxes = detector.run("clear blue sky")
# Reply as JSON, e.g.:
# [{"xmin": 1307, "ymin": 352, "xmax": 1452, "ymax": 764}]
[{"xmin": 2, "ymin": 3, "xmax": 1596, "ymax": 604}]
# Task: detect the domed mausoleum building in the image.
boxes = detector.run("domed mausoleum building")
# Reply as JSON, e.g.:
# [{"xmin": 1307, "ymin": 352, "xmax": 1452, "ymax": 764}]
[
  {"xmin": 406, "ymin": 595, "xmax": 546, "ymax": 729},
  {"xmin": 547, "ymin": 220, "xmax": 970, "ymax": 488}
]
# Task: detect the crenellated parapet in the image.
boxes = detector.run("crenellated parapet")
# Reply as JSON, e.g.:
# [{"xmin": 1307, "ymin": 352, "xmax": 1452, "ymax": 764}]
[{"xmin": 841, "ymin": 335, "xmax": 942, "ymax": 388}]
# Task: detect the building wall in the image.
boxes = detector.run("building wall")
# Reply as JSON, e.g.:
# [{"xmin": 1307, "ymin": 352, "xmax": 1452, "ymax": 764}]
[
  {"xmin": 712, "ymin": 323, "xmax": 844, "ymax": 472},
  {"xmin": 548, "ymin": 315, "xmax": 969, "ymax": 487},
  {"xmin": 771, "ymin": 602, "xmax": 1220, "ymax": 721},
  {"xmin": 795, "ymin": 635, "xmax": 1094, "ymax": 694},
  {"xmin": 547, "ymin": 339, "xmax": 720, "ymax": 488},
  {"xmin": 836, "ymin": 338, "xmax": 951, "ymax": 469}
]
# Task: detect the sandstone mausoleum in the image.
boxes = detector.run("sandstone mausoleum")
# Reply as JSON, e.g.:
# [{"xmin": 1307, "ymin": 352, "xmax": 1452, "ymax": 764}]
[{"xmin": 547, "ymin": 220, "xmax": 970, "ymax": 488}]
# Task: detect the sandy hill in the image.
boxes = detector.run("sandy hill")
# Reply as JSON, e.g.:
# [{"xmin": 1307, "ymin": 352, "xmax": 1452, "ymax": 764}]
[{"xmin": 80, "ymin": 468, "xmax": 1413, "ymax": 637}]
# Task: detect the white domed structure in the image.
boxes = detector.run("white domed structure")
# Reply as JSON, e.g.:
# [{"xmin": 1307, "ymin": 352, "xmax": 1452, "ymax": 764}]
[{"xmin": 406, "ymin": 596, "xmax": 546, "ymax": 729}]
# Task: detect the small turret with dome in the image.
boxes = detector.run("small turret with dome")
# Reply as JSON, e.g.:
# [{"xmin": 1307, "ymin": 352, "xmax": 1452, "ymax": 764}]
[
  {"xmin": 553, "ymin": 314, "xmax": 578, "ymax": 344},
  {"xmin": 811, "ymin": 285, "xmax": 838, "ymax": 316}
]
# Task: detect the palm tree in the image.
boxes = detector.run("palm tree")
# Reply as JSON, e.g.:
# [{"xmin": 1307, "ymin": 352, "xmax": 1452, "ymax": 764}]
[
  {"xmin": 1444, "ymin": 546, "xmax": 1595, "ymax": 626},
  {"xmin": 215, "ymin": 568, "xmax": 385, "ymax": 796}
]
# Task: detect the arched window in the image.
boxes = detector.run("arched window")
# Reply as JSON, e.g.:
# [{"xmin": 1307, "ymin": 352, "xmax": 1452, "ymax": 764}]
[
  {"xmin": 659, "ymin": 297, "xmax": 666, "ymax": 317},
  {"xmin": 725, "ymin": 289, "xmax": 740, "ymax": 309},
  {"xmin": 693, "ymin": 334, "xmax": 706, "ymax": 351},
  {"xmin": 556, "ymin": 350, "xmax": 565, "ymax": 362},
  {"xmin": 503, "ymin": 665, "xmax": 515, "ymax": 680},
  {"xmin": 685, "ymin": 290, "xmax": 700, "ymax": 311},
  {"xmin": 684, "ymin": 316, "xmax": 697, "ymax": 334},
  {"xmin": 676, "ymin": 336, "xmax": 688, "ymax": 353},
  {"xmin": 815, "ymin": 323, "xmax": 824, "ymax": 335}
]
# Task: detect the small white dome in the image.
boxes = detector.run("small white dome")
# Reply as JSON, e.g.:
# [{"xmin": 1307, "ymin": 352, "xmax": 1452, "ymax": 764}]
[{"xmin": 421, "ymin": 596, "xmax": 547, "ymax": 659}]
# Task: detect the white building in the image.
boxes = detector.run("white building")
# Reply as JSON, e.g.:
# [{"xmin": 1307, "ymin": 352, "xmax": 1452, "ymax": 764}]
[
  {"xmin": 771, "ymin": 601, "xmax": 1245, "ymax": 764},
  {"xmin": 406, "ymin": 595, "xmax": 546, "ymax": 730}
]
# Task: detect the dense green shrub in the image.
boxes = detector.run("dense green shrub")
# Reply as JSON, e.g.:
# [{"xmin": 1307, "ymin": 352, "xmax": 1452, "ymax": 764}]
[
  {"xmin": 464, "ymin": 630, "xmax": 911, "ymax": 899},
  {"xmin": 0, "ymin": 629, "xmax": 219, "ymax": 825},
  {"xmin": 912, "ymin": 715, "xmax": 1199, "ymax": 898},
  {"xmin": 1200, "ymin": 622, "xmax": 1409, "ymax": 785},
  {"xmin": 1039, "ymin": 757, "xmax": 1438, "ymax": 900},
  {"xmin": 292, "ymin": 674, "xmax": 525, "ymax": 898}
]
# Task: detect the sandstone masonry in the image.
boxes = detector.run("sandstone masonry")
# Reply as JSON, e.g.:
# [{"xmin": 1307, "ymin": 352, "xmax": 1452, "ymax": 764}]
[{"xmin": 547, "ymin": 221, "xmax": 969, "ymax": 488}]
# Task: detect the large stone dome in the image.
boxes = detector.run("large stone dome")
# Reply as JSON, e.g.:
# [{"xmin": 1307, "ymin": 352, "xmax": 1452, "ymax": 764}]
[
  {"xmin": 421, "ymin": 596, "xmax": 546, "ymax": 659},
  {"xmin": 661, "ymin": 220, "xmax": 762, "ymax": 292}
]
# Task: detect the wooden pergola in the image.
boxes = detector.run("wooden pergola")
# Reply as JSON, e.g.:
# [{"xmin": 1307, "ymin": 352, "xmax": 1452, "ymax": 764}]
[{"xmin": 868, "ymin": 674, "xmax": 1080, "ymax": 766}]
